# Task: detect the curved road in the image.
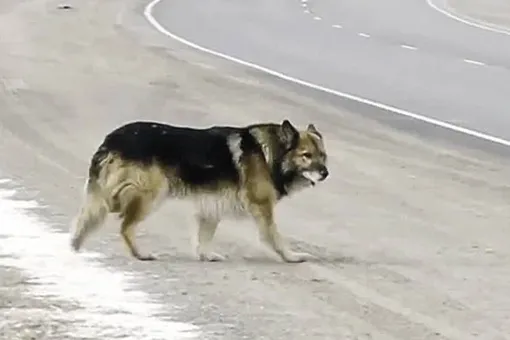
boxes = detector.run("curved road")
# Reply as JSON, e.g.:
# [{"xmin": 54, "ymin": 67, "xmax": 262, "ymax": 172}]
[
  {"xmin": 2, "ymin": 0, "xmax": 510, "ymax": 339},
  {"xmin": 151, "ymin": 0, "xmax": 510, "ymax": 142}
]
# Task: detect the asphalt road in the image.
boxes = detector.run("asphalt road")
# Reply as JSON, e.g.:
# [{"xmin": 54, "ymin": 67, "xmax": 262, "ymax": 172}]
[
  {"xmin": 1, "ymin": 0, "xmax": 510, "ymax": 340},
  {"xmin": 151, "ymin": 0, "xmax": 510, "ymax": 142}
]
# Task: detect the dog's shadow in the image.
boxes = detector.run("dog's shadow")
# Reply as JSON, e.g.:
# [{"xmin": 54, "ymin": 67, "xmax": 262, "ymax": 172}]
[{"xmin": 150, "ymin": 253, "xmax": 360, "ymax": 267}]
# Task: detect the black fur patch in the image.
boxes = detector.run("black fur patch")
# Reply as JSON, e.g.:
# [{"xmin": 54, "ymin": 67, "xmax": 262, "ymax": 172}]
[
  {"xmin": 91, "ymin": 122, "xmax": 261, "ymax": 188},
  {"xmin": 89, "ymin": 121, "xmax": 300, "ymax": 196}
]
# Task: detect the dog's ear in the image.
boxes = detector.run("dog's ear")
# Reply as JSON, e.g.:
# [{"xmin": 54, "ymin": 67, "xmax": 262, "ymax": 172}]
[
  {"xmin": 307, "ymin": 123, "xmax": 322, "ymax": 139},
  {"xmin": 280, "ymin": 119, "xmax": 299, "ymax": 147}
]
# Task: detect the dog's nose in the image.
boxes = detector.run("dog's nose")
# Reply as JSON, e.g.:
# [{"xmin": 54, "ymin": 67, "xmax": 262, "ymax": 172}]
[{"xmin": 319, "ymin": 167, "xmax": 329, "ymax": 180}]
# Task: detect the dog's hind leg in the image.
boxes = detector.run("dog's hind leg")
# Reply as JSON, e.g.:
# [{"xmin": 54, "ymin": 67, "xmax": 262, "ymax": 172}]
[
  {"xmin": 70, "ymin": 180, "xmax": 109, "ymax": 252},
  {"xmin": 116, "ymin": 181, "xmax": 165, "ymax": 261},
  {"xmin": 194, "ymin": 214, "xmax": 224, "ymax": 262},
  {"xmin": 112, "ymin": 164, "xmax": 170, "ymax": 261},
  {"xmin": 118, "ymin": 191, "xmax": 155, "ymax": 261}
]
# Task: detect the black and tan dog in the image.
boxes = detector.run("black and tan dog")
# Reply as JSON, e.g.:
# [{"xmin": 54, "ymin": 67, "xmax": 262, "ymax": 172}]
[{"xmin": 70, "ymin": 119, "xmax": 329, "ymax": 263}]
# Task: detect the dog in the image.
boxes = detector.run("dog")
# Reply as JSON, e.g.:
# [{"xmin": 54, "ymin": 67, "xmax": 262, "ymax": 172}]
[{"xmin": 69, "ymin": 119, "xmax": 329, "ymax": 263}]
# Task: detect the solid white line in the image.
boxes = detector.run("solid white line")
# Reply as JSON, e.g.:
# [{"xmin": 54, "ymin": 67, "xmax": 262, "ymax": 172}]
[
  {"xmin": 358, "ymin": 33, "xmax": 370, "ymax": 38},
  {"xmin": 426, "ymin": 0, "xmax": 510, "ymax": 36},
  {"xmin": 463, "ymin": 59, "xmax": 486, "ymax": 66},
  {"xmin": 143, "ymin": 0, "xmax": 510, "ymax": 148},
  {"xmin": 401, "ymin": 44, "xmax": 418, "ymax": 50},
  {"xmin": 332, "ymin": 24, "xmax": 342, "ymax": 29}
]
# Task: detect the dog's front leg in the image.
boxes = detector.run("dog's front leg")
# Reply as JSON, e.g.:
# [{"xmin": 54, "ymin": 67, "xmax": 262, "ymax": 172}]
[
  {"xmin": 250, "ymin": 201, "xmax": 312, "ymax": 263},
  {"xmin": 194, "ymin": 214, "xmax": 225, "ymax": 262}
]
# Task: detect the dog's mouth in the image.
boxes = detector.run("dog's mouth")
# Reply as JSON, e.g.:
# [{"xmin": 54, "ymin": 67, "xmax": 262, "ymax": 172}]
[{"xmin": 301, "ymin": 171, "xmax": 320, "ymax": 186}]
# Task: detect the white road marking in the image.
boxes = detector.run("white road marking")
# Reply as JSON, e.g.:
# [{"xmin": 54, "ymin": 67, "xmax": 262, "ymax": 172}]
[
  {"xmin": 301, "ymin": 3, "xmax": 307, "ymax": 7},
  {"xmin": 0, "ymin": 184, "xmax": 198, "ymax": 339},
  {"xmin": 144, "ymin": 0, "xmax": 510, "ymax": 148},
  {"xmin": 463, "ymin": 59, "xmax": 486, "ymax": 66},
  {"xmin": 358, "ymin": 32, "xmax": 370, "ymax": 38},
  {"xmin": 426, "ymin": 0, "xmax": 510, "ymax": 36},
  {"xmin": 304, "ymin": 9, "xmax": 310, "ymax": 13},
  {"xmin": 332, "ymin": 24, "xmax": 342, "ymax": 29},
  {"xmin": 313, "ymin": 16, "xmax": 322, "ymax": 21},
  {"xmin": 401, "ymin": 44, "xmax": 418, "ymax": 50}
]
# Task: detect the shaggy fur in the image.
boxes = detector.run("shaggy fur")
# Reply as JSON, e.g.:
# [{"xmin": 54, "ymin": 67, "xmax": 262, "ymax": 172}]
[{"xmin": 70, "ymin": 119, "xmax": 329, "ymax": 263}]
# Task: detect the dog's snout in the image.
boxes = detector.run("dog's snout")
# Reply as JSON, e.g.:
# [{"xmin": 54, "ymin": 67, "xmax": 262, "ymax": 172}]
[{"xmin": 319, "ymin": 166, "xmax": 329, "ymax": 180}]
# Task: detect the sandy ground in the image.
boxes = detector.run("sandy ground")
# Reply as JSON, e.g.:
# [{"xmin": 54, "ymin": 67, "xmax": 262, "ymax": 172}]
[
  {"xmin": 446, "ymin": 0, "xmax": 510, "ymax": 29},
  {"xmin": 1, "ymin": 0, "xmax": 510, "ymax": 339}
]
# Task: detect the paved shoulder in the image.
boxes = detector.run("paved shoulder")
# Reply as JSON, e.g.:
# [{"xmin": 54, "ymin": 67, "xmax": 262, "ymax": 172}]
[
  {"xmin": 445, "ymin": 0, "xmax": 510, "ymax": 30},
  {"xmin": 1, "ymin": 0, "xmax": 510, "ymax": 339}
]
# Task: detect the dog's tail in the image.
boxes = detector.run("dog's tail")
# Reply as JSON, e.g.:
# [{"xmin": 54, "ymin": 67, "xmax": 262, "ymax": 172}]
[{"xmin": 70, "ymin": 147, "xmax": 115, "ymax": 252}]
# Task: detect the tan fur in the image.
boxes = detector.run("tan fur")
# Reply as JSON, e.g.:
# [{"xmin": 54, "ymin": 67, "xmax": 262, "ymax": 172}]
[{"xmin": 70, "ymin": 121, "xmax": 328, "ymax": 263}]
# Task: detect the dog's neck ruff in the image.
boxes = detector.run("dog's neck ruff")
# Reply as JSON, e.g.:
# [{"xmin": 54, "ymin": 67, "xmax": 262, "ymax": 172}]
[
  {"xmin": 273, "ymin": 169, "xmax": 293, "ymax": 199},
  {"xmin": 248, "ymin": 127, "xmax": 302, "ymax": 200},
  {"xmin": 269, "ymin": 153, "xmax": 300, "ymax": 200}
]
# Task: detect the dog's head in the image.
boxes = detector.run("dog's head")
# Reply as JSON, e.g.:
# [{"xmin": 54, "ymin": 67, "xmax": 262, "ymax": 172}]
[{"xmin": 278, "ymin": 120, "xmax": 329, "ymax": 189}]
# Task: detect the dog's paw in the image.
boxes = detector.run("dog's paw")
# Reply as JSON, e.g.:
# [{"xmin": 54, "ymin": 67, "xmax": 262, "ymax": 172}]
[
  {"xmin": 283, "ymin": 251, "xmax": 314, "ymax": 263},
  {"xmin": 198, "ymin": 251, "xmax": 226, "ymax": 262},
  {"xmin": 135, "ymin": 253, "xmax": 158, "ymax": 261},
  {"xmin": 70, "ymin": 236, "xmax": 82, "ymax": 252}
]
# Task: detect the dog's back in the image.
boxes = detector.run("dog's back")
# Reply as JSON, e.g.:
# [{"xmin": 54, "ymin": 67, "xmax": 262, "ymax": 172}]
[{"xmin": 89, "ymin": 121, "xmax": 249, "ymax": 191}]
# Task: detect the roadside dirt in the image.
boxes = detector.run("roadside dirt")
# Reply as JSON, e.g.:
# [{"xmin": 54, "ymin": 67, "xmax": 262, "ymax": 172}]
[
  {"xmin": 1, "ymin": 0, "xmax": 509, "ymax": 339},
  {"xmin": 446, "ymin": 0, "xmax": 510, "ymax": 30}
]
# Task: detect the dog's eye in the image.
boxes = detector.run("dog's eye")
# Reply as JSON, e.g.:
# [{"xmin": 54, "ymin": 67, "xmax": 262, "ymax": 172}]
[{"xmin": 302, "ymin": 152, "xmax": 312, "ymax": 159}]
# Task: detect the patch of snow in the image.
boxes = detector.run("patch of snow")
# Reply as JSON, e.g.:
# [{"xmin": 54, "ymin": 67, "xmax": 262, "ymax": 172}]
[{"xmin": 0, "ymin": 183, "xmax": 198, "ymax": 339}]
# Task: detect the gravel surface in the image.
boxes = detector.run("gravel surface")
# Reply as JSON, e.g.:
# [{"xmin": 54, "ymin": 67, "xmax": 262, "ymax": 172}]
[
  {"xmin": 0, "ymin": 265, "xmax": 83, "ymax": 340},
  {"xmin": 1, "ymin": 0, "xmax": 509, "ymax": 339}
]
